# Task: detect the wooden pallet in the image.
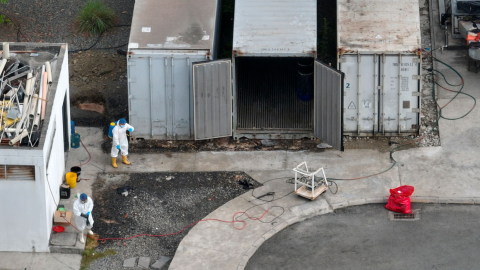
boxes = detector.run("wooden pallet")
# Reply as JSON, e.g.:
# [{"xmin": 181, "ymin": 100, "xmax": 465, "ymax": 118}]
[{"xmin": 295, "ymin": 184, "xmax": 328, "ymax": 200}]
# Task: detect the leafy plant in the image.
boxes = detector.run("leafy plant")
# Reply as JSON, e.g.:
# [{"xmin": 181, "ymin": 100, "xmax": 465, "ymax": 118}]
[
  {"xmin": 1, "ymin": 0, "xmax": 9, "ymax": 4},
  {"xmin": 0, "ymin": 14, "xmax": 13, "ymax": 26},
  {"xmin": 77, "ymin": 0, "xmax": 117, "ymax": 35}
]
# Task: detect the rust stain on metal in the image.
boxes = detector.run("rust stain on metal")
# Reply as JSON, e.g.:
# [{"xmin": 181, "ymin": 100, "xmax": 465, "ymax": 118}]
[{"xmin": 0, "ymin": 165, "xmax": 35, "ymax": 180}]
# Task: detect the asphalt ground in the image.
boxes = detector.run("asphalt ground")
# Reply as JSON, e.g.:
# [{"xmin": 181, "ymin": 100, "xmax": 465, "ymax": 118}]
[{"xmin": 246, "ymin": 204, "xmax": 480, "ymax": 270}]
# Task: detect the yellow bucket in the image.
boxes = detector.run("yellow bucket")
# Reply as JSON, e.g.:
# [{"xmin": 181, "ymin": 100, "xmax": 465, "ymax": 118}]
[{"xmin": 66, "ymin": 172, "xmax": 77, "ymax": 189}]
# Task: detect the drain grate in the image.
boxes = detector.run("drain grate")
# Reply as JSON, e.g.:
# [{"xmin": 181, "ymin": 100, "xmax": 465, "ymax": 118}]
[{"xmin": 388, "ymin": 209, "xmax": 421, "ymax": 221}]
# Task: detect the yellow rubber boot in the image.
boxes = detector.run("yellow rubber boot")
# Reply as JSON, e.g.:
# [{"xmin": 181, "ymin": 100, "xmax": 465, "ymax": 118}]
[
  {"xmin": 122, "ymin": 155, "xmax": 130, "ymax": 165},
  {"xmin": 112, "ymin": 157, "xmax": 118, "ymax": 168}
]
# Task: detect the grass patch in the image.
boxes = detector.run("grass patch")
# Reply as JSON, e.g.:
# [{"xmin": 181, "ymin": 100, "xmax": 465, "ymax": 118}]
[
  {"xmin": 80, "ymin": 234, "xmax": 116, "ymax": 270},
  {"xmin": 77, "ymin": 0, "xmax": 117, "ymax": 36}
]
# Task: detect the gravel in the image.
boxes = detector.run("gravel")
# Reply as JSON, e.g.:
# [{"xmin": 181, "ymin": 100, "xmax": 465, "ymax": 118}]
[
  {"xmin": 0, "ymin": 0, "xmax": 134, "ymax": 53},
  {"xmin": 418, "ymin": 0, "xmax": 441, "ymax": 147},
  {"xmin": 89, "ymin": 172, "xmax": 259, "ymax": 270}
]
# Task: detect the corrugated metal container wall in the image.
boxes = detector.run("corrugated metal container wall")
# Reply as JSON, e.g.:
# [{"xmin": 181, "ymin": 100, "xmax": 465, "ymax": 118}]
[
  {"xmin": 337, "ymin": 0, "xmax": 422, "ymax": 136},
  {"xmin": 127, "ymin": 0, "xmax": 220, "ymax": 140},
  {"xmin": 232, "ymin": 0, "xmax": 317, "ymax": 139}
]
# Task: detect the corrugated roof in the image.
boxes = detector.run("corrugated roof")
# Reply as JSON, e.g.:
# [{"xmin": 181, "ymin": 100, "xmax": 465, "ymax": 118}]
[
  {"xmin": 337, "ymin": 0, "xmax": 421, "ymax": 52},
  {"xmin": 128, "ymin": 0, "xmax": 219, "ymax": 50},
  {"xmin": 233, "ymin": 0, "xmax": 317, "ymax": 55}
]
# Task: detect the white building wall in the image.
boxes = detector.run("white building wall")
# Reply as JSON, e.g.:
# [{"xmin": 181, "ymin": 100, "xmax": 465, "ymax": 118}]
[
  {"xmin": 43, "ymin": 49, "xmax": 69, "ymax": 244},
  {"xmin": 0, "ymin": 43, "xmax": 70, "ymax": 252},
  {"xmin": 0, "ymin": 150, "xmax": 47, "ymax": 252}
]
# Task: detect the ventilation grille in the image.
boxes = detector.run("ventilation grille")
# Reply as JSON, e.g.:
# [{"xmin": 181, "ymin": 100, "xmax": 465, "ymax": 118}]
[
  {"xmin": 389, "ymin": 209, "xmax": 420, "ymax": 221},
  {"xmin": 236, "ymin": 57, "xmax": 313, "ymax": 130}
]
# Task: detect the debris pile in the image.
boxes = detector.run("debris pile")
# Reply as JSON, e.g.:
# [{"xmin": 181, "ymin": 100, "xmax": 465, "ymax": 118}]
[{"xmin": 0, "ymin": 42, "xmax": 54, "ymax": 147}]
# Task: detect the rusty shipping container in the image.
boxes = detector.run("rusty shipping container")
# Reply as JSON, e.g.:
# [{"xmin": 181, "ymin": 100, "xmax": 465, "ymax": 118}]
[{"xmin": 337, "ymin": 0, "xmax": 422, "ymax": 136}]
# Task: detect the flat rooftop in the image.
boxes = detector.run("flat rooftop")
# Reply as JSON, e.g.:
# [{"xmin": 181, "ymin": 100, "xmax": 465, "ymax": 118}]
[{"xmin": 128, "ymin": 0, "xmax": 220, "ymax": 51}]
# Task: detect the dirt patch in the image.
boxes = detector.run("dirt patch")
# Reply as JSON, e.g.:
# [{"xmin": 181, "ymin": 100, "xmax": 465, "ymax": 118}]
[
  {"xmin": 101, "ymin": 137, "xmax": 328, "ymax": 153},
  {"xmin": 89, "ymin": 171, "xmax": 259, "ymax": 270},
  {"xmin": 76, "ymin": 103, "xmax": 105, "ymax": 114},
  {"xmin": 69, "ymin": 50, "xmax": 128, "ymax": 127}
]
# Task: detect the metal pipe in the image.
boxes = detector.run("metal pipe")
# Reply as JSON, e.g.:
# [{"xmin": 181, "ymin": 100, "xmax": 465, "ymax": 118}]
[
  {"xmin": 0, "ymin": 94, "xmax": 5, "ymax": 131},
  {"xmin": 45, "ymin": 61, "xmax": 52, "ymax": 84},
  {"xmin": 25, "ymin": 72, "xmax": 33, "ymax": 96},
  {"xmin": 149, "ymin": 56, "xmax": 153, "ymax": 138},
  {"xmin": 381, "ymin": 54, "xmax": 386, "ymax": 135},
  {"xmin": 2, "ymin": 42, "xmax": 9, "ymax": 58},
  {"xmin": 35, "ymin": 66, "xmax": 45, "ymax": 126},
  {"xmin": 0, "ymin": 59, "xmax": 7, "ymax": 77},
  {"xmin": 9, "ymin": 130, "xmax": 28, "ymax": 145},
  {"xmin": 357, "ymin": 53, "xmax": 361, "ymax": 134},
  {"xmin": 33, "ymin": 110, "xmax": 40, "ymax": 128},
  {"xmin": 164, "ymin": 57, "xmax": 169, "ymax": 137},
  {"xmin": 397, "ymin": 54, "xmax": 402, "ymax": 134},
  {"xmin": 41, "ymin": 71, "xmax": 48, "ymax": 120},
  {"xmin": 16, "ymin": 83, "xmax": 34, "ymax": 134},
  {"xmin": 0, "ymin": 42, "xmax": 10, "ymax": 77},
  {"xmin": 373, "ymin": 54, "xmax": 378, "ymax": 134},
  {"xmin": 29, "ymin": 94, "xmax": 38, "ymax": 119},
  {"xmin": 171, "ymin": 56, "xmax": 176, "ymax": 138}
]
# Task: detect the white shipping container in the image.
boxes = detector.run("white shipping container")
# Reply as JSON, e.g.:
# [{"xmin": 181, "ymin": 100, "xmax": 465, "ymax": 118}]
[
  {"xmin": 127, "ymin": 0, "xmax": 221, "ymax": 140},
  {"xmin": 337, "ymin": 0, "xmax": 422, "ymax": 136}
]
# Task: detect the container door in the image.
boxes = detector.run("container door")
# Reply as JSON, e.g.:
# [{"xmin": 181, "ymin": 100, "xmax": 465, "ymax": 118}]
[
  {"xmin": 192, "ymin": 59, "xmax": 232, "ymax": 140},
  {"xmin": 339, "ymin": 54, "xmax": 379, "ymax": 135},
  {"xmin": 128, "ymin": 55, "xmax": 168, "ymax": 138},
  {"xmin": 314, "ymin": 60, "xmax": 344, "ymax": 151},
  {"xmin": 379, "ymin": 54, "xmax": 420, "ymax": 134}
]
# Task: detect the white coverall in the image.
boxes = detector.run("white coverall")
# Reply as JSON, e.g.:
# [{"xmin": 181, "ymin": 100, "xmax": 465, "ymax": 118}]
[
  {"xmin": 111, "ymin": 122, "xmax": 134, "ymax": 158},
  {"xmin": 73, "ymin": 194, "xmax": 94, "ymax": 232}
]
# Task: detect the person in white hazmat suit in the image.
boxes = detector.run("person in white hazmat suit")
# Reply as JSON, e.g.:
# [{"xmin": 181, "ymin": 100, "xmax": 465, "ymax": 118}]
[
  {"xmin": 73, "ymin": 193, "xmax": 94, "ymax": 244},
  {"xmin": 111, "ymin": 118, "xmax": 134, "ymax": 168}
]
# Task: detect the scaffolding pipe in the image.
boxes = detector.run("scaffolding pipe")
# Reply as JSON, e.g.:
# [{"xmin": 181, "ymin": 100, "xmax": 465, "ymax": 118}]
[
  {"xmin": 16, "ymin": 93, "xmax": 32, "ymax": 134},
  {"xmin": 9, "ymin": 130, "xmax": 28, "ymax": 145},
  {"xmin": 36, "ymin": 66, "xmax": 45, "ymax": 124},
  {"xmin": 40, "ymin": 71, "xmax": 47, "ymax": 120},
  {"xmin": 25, "ymin": 72, "xmax": 32, "ymax": 96},
  {"xmin": 45, "ymin": 61, "xmax": 52, "ymax": 84},
  {"xmin": 33, "ymin": 111, "xmax": 40, "ymax": 128},
  {"xmin": 3, "ymin": 42, "xmax": 9, "ymax": 58},
  {"xmin": 0, "ymin": 43, "xmax": 9, "ymax": 76},
  {"xmin": 29, "ymin": 94, "xmax": 37, "ymax": 119}
]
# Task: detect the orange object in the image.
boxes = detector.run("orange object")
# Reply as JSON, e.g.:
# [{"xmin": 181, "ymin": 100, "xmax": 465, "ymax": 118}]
[{"xmin": 467, "ymin": 33, "xmax": 480, "ymax": 44}]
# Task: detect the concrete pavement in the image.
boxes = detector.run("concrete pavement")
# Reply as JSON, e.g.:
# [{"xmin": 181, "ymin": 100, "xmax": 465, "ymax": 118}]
[
  {"xmin": 0, "ymin": 252, "xmax": 81, "ymax": 270},
  {"xmin": 168, "ymin": 104, "xmax": 480, "ymax": 270}
]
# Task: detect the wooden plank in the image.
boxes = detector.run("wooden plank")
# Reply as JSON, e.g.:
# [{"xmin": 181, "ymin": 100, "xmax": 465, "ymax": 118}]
[{"xmin": 295, "ymin": 184, "xmax": 328, "ymax": 200}]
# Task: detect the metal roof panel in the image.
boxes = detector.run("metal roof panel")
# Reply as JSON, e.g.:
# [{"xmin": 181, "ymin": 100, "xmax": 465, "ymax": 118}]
[
  {"xmin": 337, "ymin": 0, "xmax": 421, "ymax": 52},
  {"xmin": 233, "ymin": 0, "xmax": 317, "ymax": 55},
  {"xmin": 129, "ymin": 0, "xmax": 219, "ymax": 50}
]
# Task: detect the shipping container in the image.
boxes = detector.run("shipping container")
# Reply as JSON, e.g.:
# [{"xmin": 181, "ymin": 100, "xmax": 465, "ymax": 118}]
[
  {"xmin": 231, "ymin": 0, "xmax": 318, "ymax": 140},
  {"xmin": 127, "ymin": 0, "xmax": 346, "ymax": 150},
  {"xmin": 127, "ymin": 0, "xmax": 221, "ymax": 140},
  {"xmin": 337, "ymin": 0, "xmax": 422, "ymax": 136}
]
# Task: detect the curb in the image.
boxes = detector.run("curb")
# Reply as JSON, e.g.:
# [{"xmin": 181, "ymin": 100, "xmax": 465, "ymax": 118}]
[{"xmin": 235, "ymin": 196, "xmax": 480, "ymax": 269}]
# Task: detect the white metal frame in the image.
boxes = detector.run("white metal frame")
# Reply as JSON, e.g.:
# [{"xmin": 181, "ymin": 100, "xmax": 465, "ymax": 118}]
[{"xmin": 293, "ymin": 161, "xmax": 328, "ymax": 198}]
